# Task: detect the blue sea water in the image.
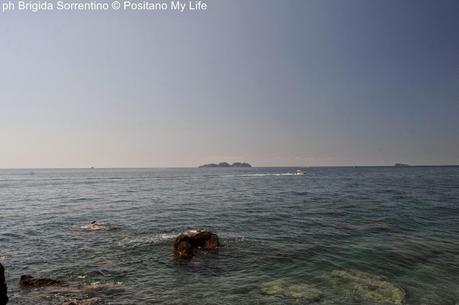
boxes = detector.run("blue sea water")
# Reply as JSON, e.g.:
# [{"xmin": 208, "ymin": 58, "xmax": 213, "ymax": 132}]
[{"xmin": 0, "ymin": 167, "xmax": 458, "ymax": 305}]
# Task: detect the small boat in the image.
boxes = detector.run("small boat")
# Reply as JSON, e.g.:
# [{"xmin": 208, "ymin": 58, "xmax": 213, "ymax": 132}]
[{"xmin": 294, "ymin": 169, "xmax": 305, "ymax": 176}]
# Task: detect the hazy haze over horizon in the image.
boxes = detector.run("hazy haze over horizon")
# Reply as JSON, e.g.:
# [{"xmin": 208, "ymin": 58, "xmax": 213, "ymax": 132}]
[{"xmin": 1, "ymin": 0, "xmax": 458, "ymax": 168}]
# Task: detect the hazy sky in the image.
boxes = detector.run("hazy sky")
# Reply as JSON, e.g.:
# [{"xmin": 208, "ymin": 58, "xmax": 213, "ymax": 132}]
[{"xmin": 1, "ymin": 0, "xmax": 458, "ymax": 168}]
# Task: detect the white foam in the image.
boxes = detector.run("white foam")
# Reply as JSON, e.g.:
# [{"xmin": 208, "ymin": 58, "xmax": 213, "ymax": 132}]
[
  {"xmin": 222, "ymin": 172, "xmax": 303, "ymax": 178},
  {"xmin": 243, "ymin": 173, "xmax": 298, "ymax": 177},
  {"xmin": 80, "ymin": 222, "xmax": 112, "ymax": 231},
  {"xmin": 119, "ymin": 233, "xmax": 176, "ymax": 247}
]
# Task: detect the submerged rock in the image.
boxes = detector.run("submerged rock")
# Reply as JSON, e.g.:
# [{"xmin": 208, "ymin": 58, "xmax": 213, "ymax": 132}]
[
  {"xmin": 260, "ymin": 279, "xmax": 321, "ymax": 302},
  {"xmin": 18, "ymin": 275, "xmax": 64, "ymax": 288},
  {"xmin": 327, "ymin": 270, "xmax": 405, "ymax": 304},
  {"xmin": 0, "ymin": 264, "xmax": 7, "ymax": 305},
  {"xmin": 16, "ymin": 277, "xmax": 121, "ymax": 305},
  {"xmin": 173, "ymin": 230, "xmax": 220, "ymax": 259},
  {"xmin": 62, "ymin": 297, "xmax": 101, "ymax": 305}
]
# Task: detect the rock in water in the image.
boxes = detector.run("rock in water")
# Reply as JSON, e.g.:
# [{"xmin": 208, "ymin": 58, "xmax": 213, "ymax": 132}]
[
  {"xmin": 173, "ymin": 230, "xmax": 220, "ymax": 258},
  {"xmin": 61, "ymin": 298, "xmax": 101, "ymax": 305},
  {"xmin": 18, "ymin": 275, "xmax": 64, "ymax": 288},
  {"xmin": 328, "ymin": 270, "xmax": 405, "ymax": 304},
  {"xmin": 80, "ymin": 221, "xmax": 113, "ymax": 231},
  {"xmin": 260, "ymin": 279, "xmax": 321, "ymax": 302},
  {"xmin": 0, "ymin": 264, "xmax": 7, "ymax": 305}
]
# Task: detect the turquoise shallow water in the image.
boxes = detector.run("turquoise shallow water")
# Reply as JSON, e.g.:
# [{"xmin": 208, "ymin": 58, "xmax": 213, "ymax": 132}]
[{"xmin": 0, "ymin": 167, "xmax": 458, "ymax": 305}]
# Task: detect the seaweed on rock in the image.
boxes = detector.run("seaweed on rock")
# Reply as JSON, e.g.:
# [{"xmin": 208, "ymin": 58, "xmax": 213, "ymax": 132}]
[
  {"xmin": 327, "ymin": 270, "xmax": 405, "ymax": 305},
  {"xmin": 260, "ymin": 279, "xmax": 321, "ymax": 302}
]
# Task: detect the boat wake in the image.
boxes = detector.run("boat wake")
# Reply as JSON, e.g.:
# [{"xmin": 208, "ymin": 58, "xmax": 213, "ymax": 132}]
[{"xmin": 239, "ymin": 171, "xmax": 305, "ymax": 177}]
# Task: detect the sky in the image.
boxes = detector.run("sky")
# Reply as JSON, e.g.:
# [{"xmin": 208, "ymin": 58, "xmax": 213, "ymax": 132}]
[{"xmin": 0, "ymin": 0, "xmax": 458, "ymax": 168}]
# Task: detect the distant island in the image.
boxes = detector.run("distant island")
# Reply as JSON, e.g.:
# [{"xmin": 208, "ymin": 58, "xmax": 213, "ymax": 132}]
[
  {"xmin": 394, "ymin": 163, "xmax": 410, "ymax": 167},
  {"xmin": 199, "ymin": 162, "xmax": 252, "ymax": 168}
]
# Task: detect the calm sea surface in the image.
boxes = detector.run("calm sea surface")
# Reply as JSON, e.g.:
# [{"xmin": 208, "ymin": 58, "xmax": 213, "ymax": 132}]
[{"xmin": 1, "ymin": 167, "xmax": 458, "ymax": 305}]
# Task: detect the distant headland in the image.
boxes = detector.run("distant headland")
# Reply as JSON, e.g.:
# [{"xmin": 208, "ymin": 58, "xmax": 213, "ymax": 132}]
[
  {"xmin": 199, "ymin": 162, "xmax": 252, "ymax": 168},
  {"xmin": 394, "ymin": 163, "xmax": 410, "ymax": 167}
]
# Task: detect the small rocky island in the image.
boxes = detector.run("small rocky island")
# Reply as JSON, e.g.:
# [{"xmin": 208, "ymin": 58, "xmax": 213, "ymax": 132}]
[
  {"xmin": 394, "ymin": 163, "xmax": 410, "ymax": 167},
  {"xmin": 199, "ymin": 162, "xmax": 252, "ymax": 168}
]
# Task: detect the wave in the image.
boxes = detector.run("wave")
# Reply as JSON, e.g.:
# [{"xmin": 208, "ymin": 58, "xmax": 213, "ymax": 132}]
[
  {"xmin": 118, "ymin": 233, "xmax": 177, "ymax": 248},
  {"xmin": 79, "ymin": 222, "xmax": 118, "ymax": 232}
]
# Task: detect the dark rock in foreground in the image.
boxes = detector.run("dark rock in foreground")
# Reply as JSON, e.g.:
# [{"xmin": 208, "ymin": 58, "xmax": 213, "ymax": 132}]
[
  {"xmin": 0, "ymin": 264, "xmax": 7, "ymax": 305},
  {"xmin": 199, "ymin": 162, "xmax": 252, "ymax": 168},
  {"xmin": 173, "ymin": 230, "xmax": 220, "ymax": 259},
  {"xmin": 19, "ymin": 275, "xmax": 64, "ymax": 288}
]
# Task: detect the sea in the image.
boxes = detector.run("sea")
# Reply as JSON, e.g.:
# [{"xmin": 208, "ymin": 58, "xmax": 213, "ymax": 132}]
[{"xmin": 1, "ymin": 167, "xmax": 458, "ymax": 305}]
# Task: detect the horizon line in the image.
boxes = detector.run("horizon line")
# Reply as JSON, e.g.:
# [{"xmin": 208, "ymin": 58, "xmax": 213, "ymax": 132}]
[{"xmin": 1, "ymin": 164, "xmax": 459, "ymax": 170}]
